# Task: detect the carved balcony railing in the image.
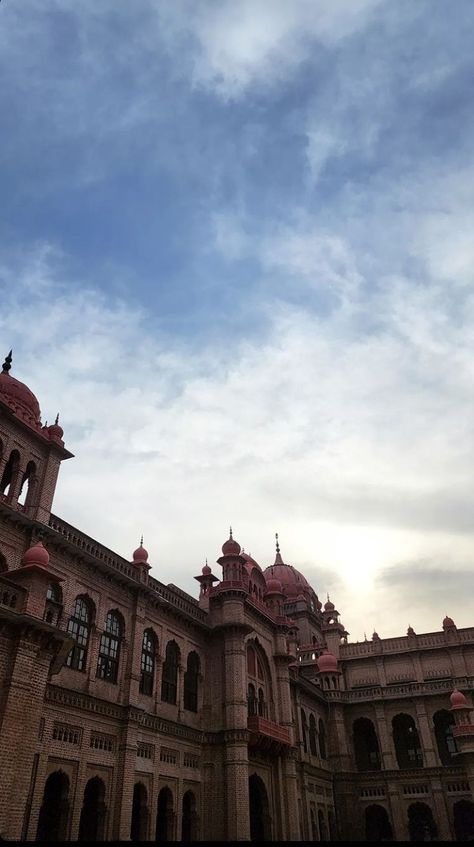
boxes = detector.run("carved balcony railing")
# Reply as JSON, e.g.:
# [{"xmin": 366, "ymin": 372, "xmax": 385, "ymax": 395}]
[{"xmin": 247, "ymin": 715, "xmax": 291, "ymax": 753}]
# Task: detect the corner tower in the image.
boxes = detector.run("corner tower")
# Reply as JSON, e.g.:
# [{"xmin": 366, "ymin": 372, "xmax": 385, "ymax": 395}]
[{"xmin": 0, "ymin": 351, "xmax": 73, "ymax": 523}]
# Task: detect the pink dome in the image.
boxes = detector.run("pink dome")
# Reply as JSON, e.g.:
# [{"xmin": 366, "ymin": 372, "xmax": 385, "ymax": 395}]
[
  {"xmin": 48, "ymin": 414, "xmax": 64, "ymax": 441},
  {"xmin": 450, "ymin": 688, "xmax": 468, "ymax": 709},
  {"xmin": 265, "ymin": 575, "xmax": 283, "ymax": 594},
  {"xmin": 22, "ymin": 541, "xmax": 49, "ymax": 568},
  {"xmin": 324, "ymin": 599, "xmax": 335, "ymax": 612},
  {"xmin": 222, "ymin": 529, "xmax": 241, "ymax": 557},
  {"xmin": 133, "ymin": 541, "xmax": 148, "ymax": 564},
  {"xmin": 317, "ymin": 651, "xmax": 338, "ymax": 673},
  {"xmin": 263, "ymin": 562, "xmax": 311, "ymax": 600},
  {"xmin": 202, "ymin": 562, "xmax": 211, "ymax": 575},
  {"xmin": 0, "ymin": 353, "xmax": 42, "ymax": 430},
  {"xmin": 443, "ymin": 615, "xmax": 456, "ymax": 629}
]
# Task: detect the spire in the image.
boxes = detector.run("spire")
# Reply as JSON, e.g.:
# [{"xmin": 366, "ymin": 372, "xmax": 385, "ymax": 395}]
[
  {"xmin": 140, "ymin": 534, "xmax": 144, "ymax": 547},
  {"xmin": 55, "ymin": 413, "xmax": 60, "ymax": 425},
  {"xmin": 229, "ymin": 525, "xmax": 233, "ymax": 539},
  {"xmin": 2, "ymin": 350, "xmax": 12, "ymax": 374},
  {"xmin": 274, "ymin": 532, "xmax": 283, "ymax": 565}
]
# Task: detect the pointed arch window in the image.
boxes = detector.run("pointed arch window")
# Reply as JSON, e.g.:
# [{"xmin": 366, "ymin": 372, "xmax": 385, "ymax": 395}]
[
  {"xmin": 184, "ymin": 651, "xmax": 200, "ymax": 712},
  {"xmin": 309, "ymin": 714, "xmax": 318, "ymax": 756},
  {"xmin": 97, "ymin": 610, "xmax": 123, "ymax": 683},
  {"xmin": 161, "ymin": 640, "xmax": 180, "ymax": 704},
  {"xmin": 0, "ymin": 449, "xmax": 20, "ymax": 497},
  {"xmin": 140, "ymin": 629, "xmax": 157, "ymax": 696},
  {"xmin": 319, "ymin": 719, "xmax": 327, "ymax": 759},
  {"xmin": 66, "ymin": 596, "xmax": 93, "ymax": 671}
]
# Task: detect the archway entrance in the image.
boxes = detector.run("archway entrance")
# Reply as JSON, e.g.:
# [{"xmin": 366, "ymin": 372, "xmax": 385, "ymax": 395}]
[
  {"xmin": 131, "ymin": 782, "xmax": 149, "ymax": 841},
  {"xmin": 408, "ymin": 803, "xmax": 437, "ymax": 842},
  {"xmin": 36, "ymin": 770, "xmax": 70, "ymax": 841},
  {"xmin": 249, "ymin": 774, "xmax": 271, "ymax": 841},
  {"xmin": 182, "ymin": 790, "xmax": 198, "ymax": 841},
  {"xmin": 78, "ymin": 777, "xmax": 107, "ymax": 841},
  {"xmin": 454, "ymin": 799, "xmax": 474, "ymax": 841},
  {"xmin": 365, "ymin": 804, "xmax": 393, "ymax": 841},
  {"xmin": 156, "ymin": 786, "xmax": 174, "ymax": 841}
]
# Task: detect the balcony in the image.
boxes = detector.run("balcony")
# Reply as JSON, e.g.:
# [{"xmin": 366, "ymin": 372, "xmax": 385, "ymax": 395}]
[{"xmin": 247, "ymin": 715, "xmax": 291, "ymax": 753}]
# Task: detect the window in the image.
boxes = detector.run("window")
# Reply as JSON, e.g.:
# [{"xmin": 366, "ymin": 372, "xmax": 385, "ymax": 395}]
[
  {"xmin": 183, "ymin": 651, "xmax": 200, "ymax": 712},
  {"xmin": 161, "ymin": 640, "xmax": 180, "ymax": 704},
  {"xmin": 66, "ymin": 596, "xmax": 93, "ymax": 671},
  {"xmin": 246, "ymin": 641, "xmax": 268, "ymax": 719},
  {"xmin": 140, "ymin": 629, "xmax": 157, "ymax": 696},
  {"xmin": 309, "ymin": 714, "xmax": 318, "ymax": 756},
  {"xmin": 47, "ymin": 582, "xmax": 62, "ymax": 603},
  {"xmin": 96, "ymin": 611, "xmax": 123, "ymax": 683}
]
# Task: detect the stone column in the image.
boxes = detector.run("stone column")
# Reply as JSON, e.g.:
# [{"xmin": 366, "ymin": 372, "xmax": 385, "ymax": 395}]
[
  {"xmin": 114, "ymin": 721, "xmax": 139, "ymax": 841},
  {"xmin": 431, "ymin": 776, "xmax": 452, "ymax": 840},
  {"xmin": 222, "ymin": 621, "xmax": 251, "ymax": 841},
  {"xmin": 374, "ymin": 704, "xmax": 396, "ymax": 770},
  {"xmin": 415, "ymin": 701, "xmax": 437, "ymax": 768},
  {"xmin": 387, "ymin": 784, "xmax": 407, "ymax": 841}
]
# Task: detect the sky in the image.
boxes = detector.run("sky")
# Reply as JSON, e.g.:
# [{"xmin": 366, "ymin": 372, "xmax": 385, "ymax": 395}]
[{"xmin": 1, "ymin": 0, "xmax": 474, "ymax": 640}]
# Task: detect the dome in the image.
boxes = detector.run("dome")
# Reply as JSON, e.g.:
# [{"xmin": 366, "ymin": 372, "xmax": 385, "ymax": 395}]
[
  {"xmin": 202, "ymin": 562, "xmax": 211, "ymax": 575},
  {"xmin": 265, "ymin": 575, "xmax": 283, "ymax": 594},
  {"xmin": 450, "ymin": 688, "xmax": 468, "ymax": 709},
  {"xmin": 21, "ymin": 541, "xmax": 49, "ymax": 568},
  {"xmin": 263, "ymin": 562, "xmax": 311, "ymax": 600},
  {"xmin": 317, "ymin": 651, "xmax": 338, "ymax": 673},
  {"xmin": 241, "ymin": 551, "xmax": 262, "ymax": 573},
  {"xmin": 133, "ymin": 540, "xmax": 148, "ymax": 564},
  {"xmin": 221, "ymin": 528, "xmax": 241, "ymax": 557},
  {"xmin": 443, "ymin": 615, "xmax": 456, "ymax": 629},
  {"xmin": 48, "ymin": 414, "xmax": 64, "ymax": 441},
  {"xmin": 0, "ymin": 352, "xmax": 42, "ymax": 430},
  {"xmin": 324, "ymin": 598, "xmax": 335, "ymax": 612}
]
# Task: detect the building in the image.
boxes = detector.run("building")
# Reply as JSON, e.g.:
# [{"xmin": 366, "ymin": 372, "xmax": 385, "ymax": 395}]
[{"xmin": 0, "ymin": 350, "xmax": 474, "ymax": 842}]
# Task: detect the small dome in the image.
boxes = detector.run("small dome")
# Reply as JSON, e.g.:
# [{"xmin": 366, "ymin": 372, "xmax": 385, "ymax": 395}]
[
  {"xmin": 22, "ymin": 541, "xmax": 49, "ymax": 568},
  {"xmin": 222, "ymin": 528, "xmax": 241, "ymax": 557},
  {"xmin": 0, "ymin": 353, "xmax": 42, "ymax": 430},
  {"xmin": 443, "ymin": 615, "xmax": 456, "ymax": 629},
  {"xmin": 48, "ymin": 414, "xmax": 64, "ymax": 441},
  {"xmin": 450, "ymin": 688, "xmax": 468, "ymax": 709},
  {"xmin": 133, "ymin": 541, "xmax": 148, "ymax": 564},
  {"xmin": 202, "ymin": 562, "xmax": 211, "ymax": 575},
  {"xmin": 317, "ymin": 650, "xmax": 338, "ymax": 673},
  {"xmin": 324, "ymin": 599, "xmax": 335, "ymax": 612},
  {"xmin": 407, "ymin": 625, "xmax": 415, "ymax": 636},
  {"xmin": 265, "ymin": 575, "xmax": 283, "ymax": 594}
]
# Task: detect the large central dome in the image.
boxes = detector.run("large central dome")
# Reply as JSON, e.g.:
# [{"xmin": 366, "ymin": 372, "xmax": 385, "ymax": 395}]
[
  {"xmin": 0, "ymin": 352, "xmax": 42, "ymax": 430},
  {"xmin": 263, "ymin": 562, "xmax": 310, "ymax": 598}
]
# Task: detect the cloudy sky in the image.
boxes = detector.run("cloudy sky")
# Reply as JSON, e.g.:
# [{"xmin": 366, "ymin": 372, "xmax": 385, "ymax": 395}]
[{"xmin": 1, "ymin": 0, "xmax": 474, "ymax": 639}]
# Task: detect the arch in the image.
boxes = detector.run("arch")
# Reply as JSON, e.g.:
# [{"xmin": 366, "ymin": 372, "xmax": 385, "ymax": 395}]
[
  {"xmin": 140, "ymin": 629, "xmax": 158, "ymax": 696},
  {"xmin": 365, "ymin": 804, "xmax": 393, "ymax": 841},
  {"xmin": 309, "ymin": 714, "xmax": 318, "ymax": 756},
  {"xmin": 36, "ymin": 770, "xmax": 70, "ymax": 841},
  {"xmin": 353, "ymin": 717, "xmax": 382, "ymax": 771},
  {"xmin": 18, "ymin": 459, "xmax": 37, "ymax": 507},
  {"xmin": 392, "ymin": 713, "xmax": 423, "ymax": 769},
  {"xmin": 182, "ymin": 790, "xmax": 198, "ymax": 841},
  {"xmin": 155, "ymin": 786, "xmax": 174, "ymax": 841},
  {"xmin": 301, "ymin": 708, "xmax": 308, "ymax": 754},
  {"xmin": 247, "ymin": 643, "xmax": 256, "ymax": 676},
  {"xmin": 319, "ymin": 718, "xmax": 327, "ymax": 760},
  {"xmin": 131, "ymin": 782, "xmax": 149, "ymax": 842},
  {"xmin": 0, "ymin": 449, "xmax": 20, "ymax": 497},
  {"xmin": 433, "ymin": 709, "xmax": 458, "ymax": 765},
  {"xmin": 318, "ymin": 809, "xmax": 327, "ymax": 841},
  {"xmin": 78, "ymin": 776, "xmax": 107, "ymax": 842},
  {"xmin": 249, "ymin": 774, "xmax": 272, "ymax": 841},
  {"xmin": 161, "ymin": 640, "xmax": 180, "ymax": 704},
  {"xmin": 96, "ymin": 609, "xmax": 124, "ymax": 683},
  {"xmin": 66, "ymin": 595, "xmax": 95, "ymax": 671},
  {"xmin": 407, "ymin": 802, "xmax": 437, "ymax": 842},
  {"xmin": 183, "ymin": 651, "xmax": 200, "ymax": 712},
  {"xmin": 453, "ymin": 799, "xmax": 474, "ymax": 841}
]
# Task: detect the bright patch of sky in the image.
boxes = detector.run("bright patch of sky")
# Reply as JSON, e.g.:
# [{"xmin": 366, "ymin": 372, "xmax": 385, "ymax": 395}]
[{"xmin": 1, "ymin": 0, "xmax": 474, "ymax": 638}]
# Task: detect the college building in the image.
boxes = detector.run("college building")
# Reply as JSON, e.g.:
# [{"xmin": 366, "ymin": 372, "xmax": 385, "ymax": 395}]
[{"xmin": 1, "ymin": 350, "xmax": 474, "ymax": 842}]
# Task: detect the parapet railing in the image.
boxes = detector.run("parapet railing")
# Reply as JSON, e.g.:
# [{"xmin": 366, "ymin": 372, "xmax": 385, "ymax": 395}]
[{"xmin": 341, "ymin": 628, "xmax": 474, "ymax": 658}]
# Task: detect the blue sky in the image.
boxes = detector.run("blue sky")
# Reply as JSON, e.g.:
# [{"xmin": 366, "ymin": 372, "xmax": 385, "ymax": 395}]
[{"xmin": 1, "ymin": 0, "xmax": 474, "ymax": 638}]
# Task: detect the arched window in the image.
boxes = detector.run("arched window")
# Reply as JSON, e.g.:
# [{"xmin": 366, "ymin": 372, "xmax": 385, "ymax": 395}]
[
  {"xmin": 161, "ymin": 640, "xmax": 180, "ymax": 704},
  {"xmin": 407, "ymin": 802, "xmax": 437, "ymax": 842},
  {"xmin": 309, "ymin": 714, "xmax": 318, "ymax": 756},
  {"xmin": 184, "ymin": 651, "xmax": 200, "ymax": 712},
  {"xmin": 433, "ymin": 709, "xmax": 457, "ymax": 765},
  {"xmin": 301, "ymin": 708, "xmax": 308, "ymax": 754},
  {"xmin": 248, "ymin": 683, "xmax": 257, "ymax": 717},
  {"xmin": 36, "ymin": 770, "xmax": 70, "ymax": 842},
  {"xmin": 247, "ymin": 641, "xmax": 268, "ymax": 720},
  {"xmin": 66, "ymin": 596, "xmax": 94, "ymax": 671},
  {"xmin": 319, "ymin": 719, "xmax": 327, "ymax": 760},
  {"xmin": 353, "ymin": 717, "xmax": 382, "ymax": 771},
  {"xmin": 0, "ymin": 449, "xmax": 20, "ymax": 497},
  {"xmin": 392, "ymin": 713, "xmax": 423, "ymax": 769},
  {"xmin": 247, "ymin": 644, "xmax": 256, "ymax": 676},
  {"xmin": 18, "ymin": 460, "xmax": 37, "ymax": 507},
  {"xmin": 97, "ymin": 610, "xmax": 123, "ymax": 683},
  {"xmin": 365, "ymin": 804, "xmax": 393, "ymax": 842},
  {"xmin": 139, "ymin": 629, "xmax": 157, "ymax": 696},
  {"xmin": 47, "ymin": 582, "xmax": 62, "ymax": 603}
]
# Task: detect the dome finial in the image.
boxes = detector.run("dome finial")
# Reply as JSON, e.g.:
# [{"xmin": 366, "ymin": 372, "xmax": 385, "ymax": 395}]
[
  {"xmin": 275, "ymin": 532, "xmax": 280, "ymax": 554},
  {"xmin": 2, "ymin": 350, "xmax": 12, "ymax": 374},
  {"xmin": 229, "ymin": 525, "xmax": 233, "ymax": 539},
  {"xmin": 55, "ymin": 412, "xmax": 60, "ymax": 425},
  {"xmin": 140, "ymin": 534, "xmax": 144, "ymax": 546}
]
